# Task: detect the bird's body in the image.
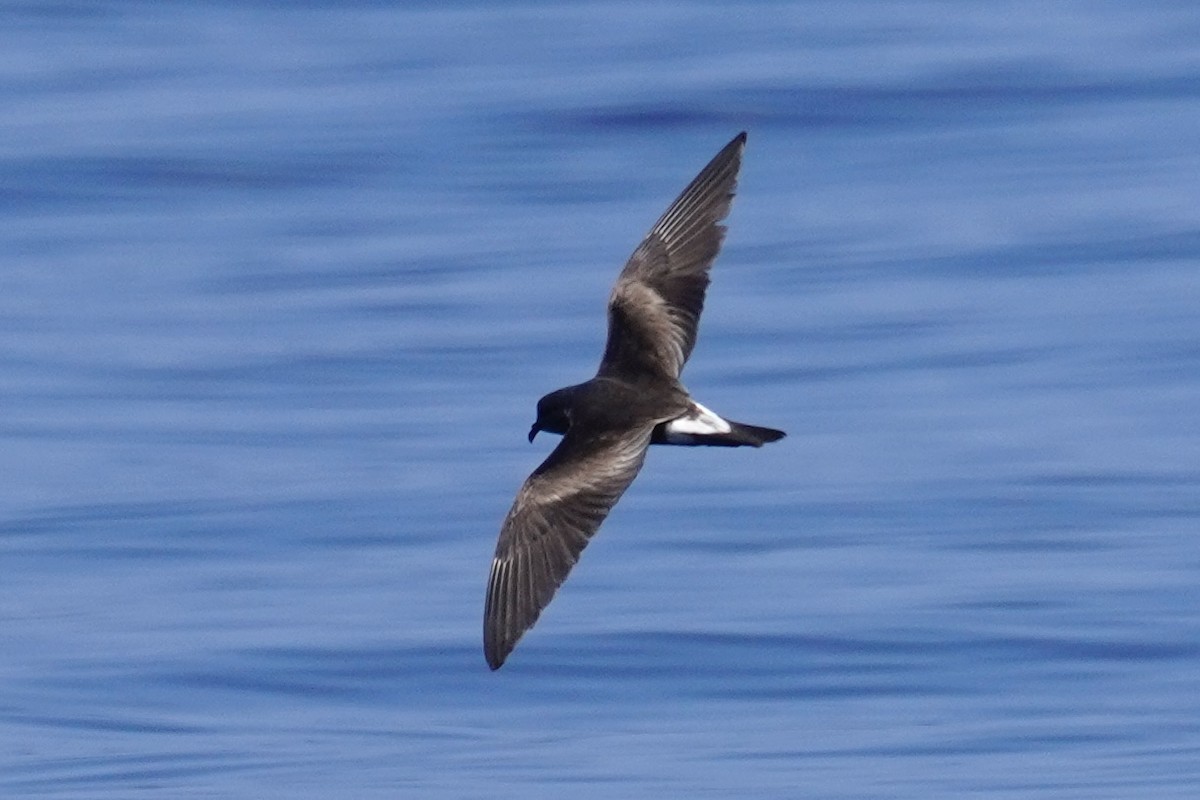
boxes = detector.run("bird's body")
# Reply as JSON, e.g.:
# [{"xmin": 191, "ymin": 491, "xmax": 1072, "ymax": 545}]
[{"xmin": 484, "ymin": 132, "xmax": 785, "ymax": 670}]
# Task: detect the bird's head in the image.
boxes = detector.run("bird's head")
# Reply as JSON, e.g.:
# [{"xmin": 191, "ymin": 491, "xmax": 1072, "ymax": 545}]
[{"xmin": 529, "ymin": 388, "xmax": 573, "ymax": 442}]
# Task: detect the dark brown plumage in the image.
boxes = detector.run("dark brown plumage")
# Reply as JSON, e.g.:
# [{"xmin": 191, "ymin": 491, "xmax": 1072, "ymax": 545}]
[{"xmin": 484, "ymin": 132, "xmax": 784, "ymax": 670}]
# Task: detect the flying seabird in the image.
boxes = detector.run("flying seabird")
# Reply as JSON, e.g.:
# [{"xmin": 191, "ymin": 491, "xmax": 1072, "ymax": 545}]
[{"xmin": 484, "ymin": 132, "xmax": 785, "ymax": 670}]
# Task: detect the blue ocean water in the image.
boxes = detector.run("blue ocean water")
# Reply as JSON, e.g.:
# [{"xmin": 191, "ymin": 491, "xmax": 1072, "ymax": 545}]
[{"xmin": 3, "ymin": 2, "xmax": 1199, "ymax": 797}]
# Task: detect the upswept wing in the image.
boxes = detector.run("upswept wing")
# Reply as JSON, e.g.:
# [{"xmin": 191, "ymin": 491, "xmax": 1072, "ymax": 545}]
[{"xmin": 599, "ymin": 132, "xmax": 746, "ymax": 381}]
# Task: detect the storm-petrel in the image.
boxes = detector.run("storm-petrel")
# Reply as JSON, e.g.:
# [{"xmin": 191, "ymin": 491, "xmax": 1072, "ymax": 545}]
[{"xmin": 484, "ymin": 132, "xmax": 784, "ymax": 670}]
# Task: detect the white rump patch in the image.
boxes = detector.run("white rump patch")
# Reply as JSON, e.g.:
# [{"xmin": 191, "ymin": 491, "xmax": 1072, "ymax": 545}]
[{"xmin": 663, "ymin": 401, "xmax": 731, "ymax": 442}]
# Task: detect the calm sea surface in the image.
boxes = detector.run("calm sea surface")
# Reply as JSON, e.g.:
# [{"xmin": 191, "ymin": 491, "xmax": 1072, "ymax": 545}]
[{"xmin": 3, "ymin": 2, "xmax": 1199, "ymax": 797}]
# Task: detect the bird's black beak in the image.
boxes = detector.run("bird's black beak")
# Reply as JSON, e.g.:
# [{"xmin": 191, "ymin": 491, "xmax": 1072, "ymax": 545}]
[{"xmin": 528, "ymin": 423, "xmax": 541, "ymax": 443}]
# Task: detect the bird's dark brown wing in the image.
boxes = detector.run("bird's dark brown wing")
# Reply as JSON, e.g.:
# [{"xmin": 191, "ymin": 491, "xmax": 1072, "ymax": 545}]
[
  {"xmin": 598, "ymin": 132, "xmax": 746, "ymax": 381},
  {"xmin": 484, "ymin": 424, "xmax": 654, "ymax": 670}
]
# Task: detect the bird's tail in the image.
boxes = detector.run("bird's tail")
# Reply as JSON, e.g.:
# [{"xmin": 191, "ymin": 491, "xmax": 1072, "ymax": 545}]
[
  {"xmin": 711, "ymin": 420, "xmax": 786, "ymax": 447},
  {"xmin": 654, "ymin": 418, "xmax": 786, "ymax": 447}
]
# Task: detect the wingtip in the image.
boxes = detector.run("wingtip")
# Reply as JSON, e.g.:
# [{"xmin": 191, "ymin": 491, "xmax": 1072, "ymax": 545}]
[
  {"xmin": 483, "ymin": 611, "xmax": 511, "ymax": 670},
  {"xmin": 484, "ymin": 636, "xmax": 509, "ymax": 670},
  {"xmin": 722, "ymin": 131, "xmax": 747, "ymax": 156}
]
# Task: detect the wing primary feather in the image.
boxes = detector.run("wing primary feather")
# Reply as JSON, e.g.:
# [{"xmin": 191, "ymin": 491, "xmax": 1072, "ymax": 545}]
[
  {"xmin": 516, "ymin": 538, "xmax": 534, "ymax": 647},
  {"xmin": 650, "ymin": 133, "xmax": 743, "ymax": 249},
  {"xmin": 483, "ymin": 557, "xmax": 505, "ymax": 669}
]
